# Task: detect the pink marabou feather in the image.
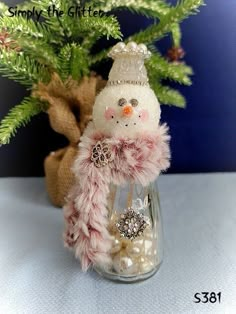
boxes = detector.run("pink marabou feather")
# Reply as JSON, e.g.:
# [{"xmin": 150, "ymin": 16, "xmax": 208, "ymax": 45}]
[{"xmin": 63, "ymin": 122, "xmax": 170, "ymax": 271}]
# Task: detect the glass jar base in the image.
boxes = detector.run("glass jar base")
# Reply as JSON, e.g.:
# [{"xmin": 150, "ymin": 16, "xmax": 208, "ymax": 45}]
[{"xmin": 93, "ymin": 261, "xmax": 162, "ymax": 283}]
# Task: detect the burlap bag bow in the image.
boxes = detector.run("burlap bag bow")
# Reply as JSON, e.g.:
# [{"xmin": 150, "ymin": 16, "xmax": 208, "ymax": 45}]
[{"xmin": 34, "ymin": 73, "xmax": 106, "ymax": 207}]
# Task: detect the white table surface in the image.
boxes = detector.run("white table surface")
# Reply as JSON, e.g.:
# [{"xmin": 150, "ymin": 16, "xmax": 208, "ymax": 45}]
[{"xmin": 0, "ymin": 174, "xmax": 235, "ymax": 314}]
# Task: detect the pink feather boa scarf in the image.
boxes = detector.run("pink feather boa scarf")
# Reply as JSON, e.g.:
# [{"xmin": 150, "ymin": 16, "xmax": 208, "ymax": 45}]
[{"xmin": 63, "ymin": 122, "xmax": 170, "ymax": 271}]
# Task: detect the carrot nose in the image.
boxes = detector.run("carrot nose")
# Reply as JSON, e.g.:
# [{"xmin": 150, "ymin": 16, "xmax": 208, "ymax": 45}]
[{"xmin": 122, "ymin": 104, "xmax": 133, "ymax": 117}]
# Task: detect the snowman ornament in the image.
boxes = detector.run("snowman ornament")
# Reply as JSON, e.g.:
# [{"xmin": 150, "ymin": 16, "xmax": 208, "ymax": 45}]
[
  {"xmin": 93, "ymin": 42, "xmax": 160, "ymax": 139},
  {"xmin": 63, "ymin": 42, "xmax": 170, "ymax": 271}
]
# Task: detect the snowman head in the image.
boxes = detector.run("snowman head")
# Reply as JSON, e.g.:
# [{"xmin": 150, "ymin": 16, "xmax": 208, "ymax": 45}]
[
  {"xmin": 93, "ymin": 84, "xmax": 160, "ymax": 138},
  {"xmin": 93, "ymin": 42, "xmax": 161, "ymax": 138}
]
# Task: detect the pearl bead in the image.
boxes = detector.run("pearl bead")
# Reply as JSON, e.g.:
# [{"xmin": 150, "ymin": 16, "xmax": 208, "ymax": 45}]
[
  {"xmin": 110, "ymin": 238, "xmax": 122, "ymax": 254},
  {"xmin": 140, "ymin": 261, "xmax": 154, "ymax": 273},
  {"xmin": 139, "ymin": 257, "xmax": 155, "ymax": 273},
  {"xmin": 113, "ymin": 252, "xmax": 139, "ymax": 275},
  {"xmin": 126, "ymin": 243, "xmax": 142, "ymax": 256},
  {"xmin": 115, "ymin": 42, "xmax": 125, "ymax": 51},
  {"xmin": 132, "ymin": 238, "xmax": 144, "ymax": 247},
  {"xmin": 140, "ymin": 256, "xmax": 145, "ymax": 263},
  {"xmin": 138, "ymin": 44, "xmax": 147, "ymax": 52},
  {"xmin": 127, "ymin": 41, "xmax": 137, "ymax": 51},
  {"xmin": 144, "ymin": 239, "xmax": 153, "ymax": 253},
  {"xmin": 145, "ymin": 249, "xmax": 156, "ymax": 258}
]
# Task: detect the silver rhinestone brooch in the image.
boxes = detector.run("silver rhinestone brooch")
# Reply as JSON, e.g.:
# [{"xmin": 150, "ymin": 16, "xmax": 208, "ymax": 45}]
[
  {"xmin": 116, "ymin": 207, "xmax": 150, "ymax": 240},
  {"xmin": 91, "ymin": 140, "xmax": 113, "ymax": 168}
]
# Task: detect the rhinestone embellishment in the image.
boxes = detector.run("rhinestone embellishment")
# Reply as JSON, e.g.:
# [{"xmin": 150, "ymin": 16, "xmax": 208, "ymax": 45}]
[
  {"xmin": 106, "ymin": 80, "xmax": 149, "ymax": 87},
  {"xmin": 91, "ymin": 140, "xmax": 113, "ymax": 168},
  {"xmin": 116, "ymin": 207, "xmax": 150, "ymax": 240}
]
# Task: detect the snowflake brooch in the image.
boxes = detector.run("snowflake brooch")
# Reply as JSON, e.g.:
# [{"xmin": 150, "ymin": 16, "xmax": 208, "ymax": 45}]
[
  {"xmin": 91, "ymin": 140, "xmax": 113, "ymax": 168},
  {"xmin": 116, "ymin": 207, "xmax": 150, "ymax": 240}
]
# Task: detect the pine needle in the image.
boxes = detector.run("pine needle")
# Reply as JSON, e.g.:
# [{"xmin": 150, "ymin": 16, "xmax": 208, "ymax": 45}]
[{"xmin": 0, "ymin": 97, "xmax": 46, "ymax": 145}]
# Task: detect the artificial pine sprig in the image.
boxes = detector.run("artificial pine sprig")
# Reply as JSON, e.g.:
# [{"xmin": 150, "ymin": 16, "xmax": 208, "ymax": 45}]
[
  {"xmin": 58, "ymin": 44, "xmax": 74, "ymax": 81},
  {"xmin": 0, "ymin": 16, "xmax": 51, "ymax": 42},
  {"xmin": 78, "ymin": 15, "xmax": 122, "ymax": 48},
  {"xmin": 151, "ymin": 82, "xmax": 186, "ymax": 107},
  {"xmin": 16, "ymin": 37, "xmax": 59, "ymax": 69},
  {"xmin": 91, "ymin": 0, "xmax": 204, "ymax": 64},
  {"xmin": 90, "ymin": 0, "xmax": 182, "ymax": 45},
  {"xmin": 0, "ymin": 97, "xmax": 47, "ymax": 145},
  {"xmin": 58, "ymin": 43, "xmax": 90, "ymax": 81},
  {"xmin": 68, "ymin": 43, "xmax": 89, "ymax": 80},
  {"xmin": 0, "ymin": 1, "xmax": 7, "ymax": 16},
  {"xmin": 30, "ymin": 0, "xmax": 66, "ymax": 41},
  {"xmin": 91, "ymin": 0, "xmax": 182, "ymax": 49},
  {"xmin": 128, "ymin": 0, "xmax": 205, "ymax": 44},
  {"xmin": 0, "ymin": 50, "xmax": 50, "ymax": 87},
  {"xmin": 146, "ymin": 53, "xmax": 193, "ymax": 86},
  {"xmin": 0, "ymin": 16, "xmax": 59, "ymax": 68},
  {"xmin": 171, "ymin": 23, "xmax": 182, "ymax": 47},
  {"xmin": 90, "ymin": 0, "xmax": 169, "ymax": 17}
]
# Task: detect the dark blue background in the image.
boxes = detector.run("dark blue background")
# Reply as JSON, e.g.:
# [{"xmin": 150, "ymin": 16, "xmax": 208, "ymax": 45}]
[
  {"xmin": 0, "ymin": 0, "xmax": 235, "ymax": 176},
  {"xmin": 162, "ymin": 0, "xmax": 236, "ymax": 172}
]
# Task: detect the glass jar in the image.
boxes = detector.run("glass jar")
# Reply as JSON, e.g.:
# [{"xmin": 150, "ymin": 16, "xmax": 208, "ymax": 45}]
[{"xmin": 94, "ymin": 180, "xmax": 163, "ymax": 282}]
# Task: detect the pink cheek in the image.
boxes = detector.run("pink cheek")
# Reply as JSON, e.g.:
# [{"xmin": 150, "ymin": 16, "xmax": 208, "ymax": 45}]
[
  {"xmin": 104, "ymin": 107, "xmax": 116, "ymax": 120},
  {"xmin": 139, "ymin": 109, "xmax": 149, "ymax": 122}
]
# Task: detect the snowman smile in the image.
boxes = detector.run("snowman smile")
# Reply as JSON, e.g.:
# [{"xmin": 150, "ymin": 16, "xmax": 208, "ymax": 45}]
[
  {"xmin": 105, "ymin": 106, "xmax": 145, "ymax": 130},
  {"xmin": 115, "ymin": 120, "xmax": 138, "ymax": 127}
]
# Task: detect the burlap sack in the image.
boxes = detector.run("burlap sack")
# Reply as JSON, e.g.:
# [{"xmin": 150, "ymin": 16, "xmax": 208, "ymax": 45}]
[{"xmin": 34, "ymin": 73, "xmax": 106, "ymax": 207}]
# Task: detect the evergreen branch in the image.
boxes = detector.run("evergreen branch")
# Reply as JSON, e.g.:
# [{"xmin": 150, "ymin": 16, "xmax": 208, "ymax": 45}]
[
  {"xmin": 152, "ymin": 82, "xmax": 186, "ymax": 107},
  {"xmin": 0, "ymin": 96, "xmax": 46, "ymax": 144},
  {"xmin": 0, "ymin": 1, "xmax": 8, "ymax": 16},
  {"xmin": 128, "ymin": 0, "xmax": 205, "ymax": 44},
  {"xmin": 88, "ymin": 0, "xmax": 181, "ymax": 47},
  {"xmin": 17, "ymin": 37, "xmax": 59, "ymax": 69},
  {"xmin": 58, "ymin": 43, "xmax": 89, "ymax": 81},
  {"xmin": 0, "ymin": 50, "xmax": 50, "ymax": 87},
  {"xmin": 89, "ymin": 0, "xmax": 169, "ymax": 17},
  {"xmin": 147, "ymin": 53, "xmax": 193, "ymax": 85},
  {"xmin": 0, "ymin": 15, "xmax": 59, "ymax": 67},
  {"xmin": 89, "ymin": 16, "xmax": 122, "ymax": 40},
  {"xmin": 89, "ymin": 2, "xmax": 185, "ymax": 64},
  {"xmin": 171, "ymin": 23, "xmax": 181, "ymax": 47},
  {"xmin": 58, "ymin": 44, "xmax": 71, "ymax": 81},
  {"xmin": 75, "ymin": 15, "xmax": 122, "ymax": 48},
  {"xmin": 89, "ymin": 48, "xmax": 109, "ymax": 65},
  {"xmin": 0, "ymin": 16, "xmax": 51, "ymax": 42},
  {"xmin": 30, "ymin": 0, "xmax": 67, "ymax": 42},
  {"xmin": 47, "ymin": 0, "xmax": 76, "ymax": 39},
  {"xmin": 70, "ymin": 44, "xmax": 89, "ymax": 80},
  {"xmin": 93, "ymin": 1, "xmax": 183, "ymax": 53}
]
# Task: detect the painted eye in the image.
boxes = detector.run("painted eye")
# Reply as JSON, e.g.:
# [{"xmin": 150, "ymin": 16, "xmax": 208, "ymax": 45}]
[
  {"xmin": 130, "ymin": 98, "xmax": 138, "ymax": 107},
  {"xmin": 118, "ymin": 98, "xmax": 127, "ymax": 107}
]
